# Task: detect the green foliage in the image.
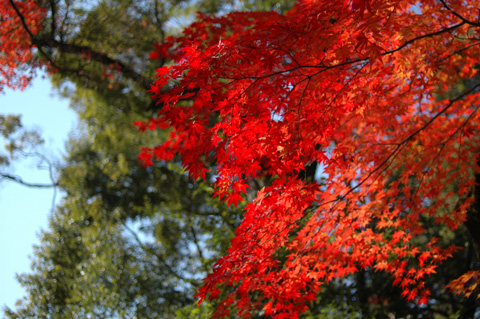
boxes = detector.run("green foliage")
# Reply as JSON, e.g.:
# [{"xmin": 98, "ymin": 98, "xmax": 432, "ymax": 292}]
[{"xmin": 0, "ymin": 114, "xmax": 43, "ymax": 160}]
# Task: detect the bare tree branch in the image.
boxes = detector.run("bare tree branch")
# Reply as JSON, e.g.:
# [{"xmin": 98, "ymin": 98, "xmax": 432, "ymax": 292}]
[
  {"xmin": 0, "ymin": 173, "xmax": 57, "ymax": 188},
  {"xmin": 122, "ymin": 222, "xmax": 200, "ymax": 287},
  {"xmin": 8, "ymin": 0, "xmax": 151, "ymax": 90},
  {"xmin": 35, "ymin": 37, "xmax": 151, "ymax": 89}
]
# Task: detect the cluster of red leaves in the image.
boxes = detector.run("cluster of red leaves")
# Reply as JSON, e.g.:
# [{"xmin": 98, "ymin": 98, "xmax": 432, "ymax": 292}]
[
  {"xmin": 0, "ymin": 0, "xmax": 45, "ymax": 91},
  {"xmin": 446, "ymin": 270, "xmax": 480, "ymax": 299},
  {"xmin": 139, "ymin": 0, "xmax": 480, "ymax": 317}
]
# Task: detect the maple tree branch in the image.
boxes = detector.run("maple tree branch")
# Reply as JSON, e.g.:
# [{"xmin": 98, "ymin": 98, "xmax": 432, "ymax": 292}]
[
  {"xmin": 7, "ymin": 0, "xmax": 54, "ymax": 63},
  {"xmin": 322, "ymin": 63, "xmax": 368, "ymax": 117},
  {"xmin": 410, "ymin": 140, "xmax": 449, "ymax": 211},
  {"xmin": 7, "ymin": 0, "xmax": 151, "ymax": 90},
  {"xmin": 183, "ymin": 25, "xmax": 480, "ymax": 276},
  {"xmin": 35, "ymin": 38, "xmax": 151, "ymax": 89},
  {"xmin": 410, "ymin": 95, "xmax": 478, "ymax": 213},
  {"xmin": 441, "ymin": 107, "xmax": 480, "ymax": 148},
  {"xmin": 236, "ymin": 78, "xmax": 476, "ymax": 253},
  {"xmin": 356, "ymin": 21, "xmax": 465, "ymax": 61},
  {"xmin": 399, "ymin": 82, "xmax": 480, "ymax": 146},
  {"xmin": 7, "ymin": 0, "xmax": 91, "ymax": 78},
  {"xmin": 314, "ymin": 85, "xmax": 480, "ymax": 229},
  {"xmin": 438, "ymin": 0, "xmax": 480, "ymax": 27},
  {"xmin": 339, "ymin": 80, "xmax": 480, "ymax": 203},
  {"xmin": 254, "ymin": 80, "xmax": 480, "ymax": 253},
  {"xmin": 224, "ymin": 22, "xmax": 466, "ymax": 83},
  {"xmin": 437, "ymin": 42, "xmax": 480, "ymax": 64}
]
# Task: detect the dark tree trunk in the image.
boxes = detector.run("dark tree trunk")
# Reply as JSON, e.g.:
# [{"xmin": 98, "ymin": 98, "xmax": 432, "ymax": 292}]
[
  {"xmin": 461, "ymin": 159, "xmax": 480, "ymax": 318},
  {"xmin": 297, "ymin": 162, "xmax": 318, "ymax": 182},
  {"xmin": 356, "ymin": 270, "xmax": 370, "ymax": 317},
  {"xmin": 465, "ymin": 164, "xmax": 480, "ymax": 260}
]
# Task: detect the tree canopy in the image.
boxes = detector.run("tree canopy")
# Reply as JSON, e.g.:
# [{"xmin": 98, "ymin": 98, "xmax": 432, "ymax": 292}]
[{"xmin": 138, "ymin": 0, "xmax": 480, "ymax": 317}]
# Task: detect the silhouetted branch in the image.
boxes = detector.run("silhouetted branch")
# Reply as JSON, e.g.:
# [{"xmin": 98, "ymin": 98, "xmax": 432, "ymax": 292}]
[
  {"xmin": 0, "ymin": 173, "xmax": 57, "ymax": 188},
  {"xmin": 8, "ymin": 0, "xmax": 151, "ymax": 90}
]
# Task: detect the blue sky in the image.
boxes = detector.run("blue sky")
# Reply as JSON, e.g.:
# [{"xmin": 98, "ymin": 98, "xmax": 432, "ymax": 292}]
[{"xmin": 0, "ymin": 75, "xmax": 77, "ymax": 313}]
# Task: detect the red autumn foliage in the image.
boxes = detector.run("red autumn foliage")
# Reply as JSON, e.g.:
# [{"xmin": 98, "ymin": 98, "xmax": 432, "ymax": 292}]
[
  {"xmin": 140, "ymin": 0, "xmax": 480, "ymax": 317},
  {"xmin": 446, "ymin": 270, "xmax": 480, "ymax": 300},
  {"xmin": 0, "ymin": 0, "xmax": 45, "ymax": 91},
  {"xmin": 2, "ymin": 0, "xmax": 479, "ymax": 317}
]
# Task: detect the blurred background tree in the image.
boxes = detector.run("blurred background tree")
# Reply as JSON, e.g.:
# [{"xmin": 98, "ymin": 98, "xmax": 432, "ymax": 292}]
[{"xmin": 2, "ymin": 0, "xmax": 291, "ymax": 318}]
